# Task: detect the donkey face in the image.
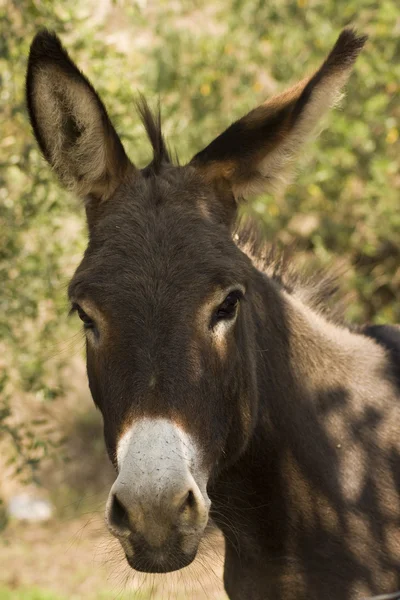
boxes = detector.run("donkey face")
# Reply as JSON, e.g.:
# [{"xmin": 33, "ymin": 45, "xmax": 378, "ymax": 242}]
[
  {"xmin": 68, "ymin": 169, "xmax": 257, "ymax": 571},
  {"xmin": 27, "ymin": 30, "xmax": 365, "ymax": 573}
]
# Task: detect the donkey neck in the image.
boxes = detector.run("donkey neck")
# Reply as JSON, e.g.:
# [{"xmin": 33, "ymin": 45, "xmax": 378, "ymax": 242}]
[
  {"xmin": 251, "ymin": 270, "xmax": 396, "ymax": 478},
  {"xmin": 270, "ymin": 289, "xmax": 386, "ymax": 394},
  {"xmin": 254, "ymin": 269, "xmax": 390, "ymax": 428}
]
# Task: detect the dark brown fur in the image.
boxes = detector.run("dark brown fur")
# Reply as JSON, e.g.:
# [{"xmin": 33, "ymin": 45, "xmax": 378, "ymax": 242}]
[{"xmin": 26, "ymin": 28, "xmax": 400, "ymax": 599}]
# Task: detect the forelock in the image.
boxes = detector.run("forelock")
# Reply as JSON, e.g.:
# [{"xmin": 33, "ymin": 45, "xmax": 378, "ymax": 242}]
[{"xmin": 135, "ymin": 95, "xmax": 172, "ymax": 174}]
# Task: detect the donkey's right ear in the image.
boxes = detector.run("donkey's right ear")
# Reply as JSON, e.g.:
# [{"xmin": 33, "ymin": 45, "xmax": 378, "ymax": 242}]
[{"xmin": 26, "ymin": 30, "xmax": 133, "ymax": 201}]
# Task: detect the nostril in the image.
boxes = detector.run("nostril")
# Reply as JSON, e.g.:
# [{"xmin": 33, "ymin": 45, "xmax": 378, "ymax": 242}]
[
  {"xmin": 186, "ymin": 490, "xmax": 196, "ymax": 509},
  {"xmin": 179, "ymin": 489, "xmax": 197, "ymax": 513},
  {"xmin": 108, "ymin": 493, "xmax": 130, "ymax": 534}
]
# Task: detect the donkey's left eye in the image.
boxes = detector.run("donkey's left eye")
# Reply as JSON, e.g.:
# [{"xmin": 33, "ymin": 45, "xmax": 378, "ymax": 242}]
[
  {"xmin": 214, "ymin": 290, "xmax": 243, "ymax": 323},
  {"xmin": 72, "ymin": 304, "xmax": 95, "ymax": 330}
]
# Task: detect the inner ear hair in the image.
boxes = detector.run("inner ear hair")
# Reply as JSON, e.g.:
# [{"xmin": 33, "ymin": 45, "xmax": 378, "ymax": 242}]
[{"xmin": 27, "ymin": 30, "xmax": 132, "ymax": 201}]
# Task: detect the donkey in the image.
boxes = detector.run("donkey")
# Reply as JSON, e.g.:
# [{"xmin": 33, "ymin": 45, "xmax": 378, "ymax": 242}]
[{"xmin": 27, "ymin": 29, "xmax": 400, "ymax": 599}]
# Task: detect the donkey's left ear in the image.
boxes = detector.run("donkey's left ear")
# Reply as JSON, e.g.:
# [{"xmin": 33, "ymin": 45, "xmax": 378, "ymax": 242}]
[
  {"xmin": 190, "ymin": 29, "xmax": 366, "ymax": 203},
  {"xmin": 26, "ymin": 30, "xmax": 133, "ymax": 201}
]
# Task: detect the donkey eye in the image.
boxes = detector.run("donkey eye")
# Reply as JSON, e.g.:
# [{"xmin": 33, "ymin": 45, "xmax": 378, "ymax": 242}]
[
  {"xmin": 72, "ymin": 304, "xmax": 95, "ymax": 329},
  {"xmin": 214, "ymin": 290, "xmax": 243, "ymax": 323}
]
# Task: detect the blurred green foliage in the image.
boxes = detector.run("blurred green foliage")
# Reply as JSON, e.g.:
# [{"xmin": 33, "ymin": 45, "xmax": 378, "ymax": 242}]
[
  {"xmin": 0, "ymin": 586, "xmax": 169, "ymax": 600},
  {"xmin": 1, "ymin": 1, "xmax": 399, "ymax": 476},
  {"xmin": 0, "ymin": 587, "xmax": 65, "ymax": 600}
]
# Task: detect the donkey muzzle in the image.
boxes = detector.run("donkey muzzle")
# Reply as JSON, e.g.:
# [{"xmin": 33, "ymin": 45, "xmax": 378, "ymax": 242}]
[{"xmin": 105, "ymin": 418, "xmax": 210, "ymax": 572}]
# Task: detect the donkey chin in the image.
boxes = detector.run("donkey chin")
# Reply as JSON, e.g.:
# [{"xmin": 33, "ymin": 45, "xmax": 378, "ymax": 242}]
[
  {"xmin": 105, "ymin": 418, "xmax": 211, "ymax": 573},
  {"xmin": 112, "ymin": 522, "xmax": 208, "ymax": 574}
]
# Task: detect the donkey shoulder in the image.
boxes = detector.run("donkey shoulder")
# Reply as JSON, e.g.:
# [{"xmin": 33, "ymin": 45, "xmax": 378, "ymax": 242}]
[{"xmin": 362, "ymin": 324, "xmax": 400, "ymax": 389}]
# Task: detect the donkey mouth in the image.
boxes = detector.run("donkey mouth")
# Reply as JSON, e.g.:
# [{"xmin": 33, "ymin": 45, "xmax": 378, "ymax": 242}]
[{"xmin": 125, "ymin": 547, "xmax": 197, "ymax": 573}]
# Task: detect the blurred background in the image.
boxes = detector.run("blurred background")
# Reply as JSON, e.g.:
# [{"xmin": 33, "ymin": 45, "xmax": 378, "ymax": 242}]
[{"xmin": 0, "ymin": 0, "xmax": 399, "ymax": 598}]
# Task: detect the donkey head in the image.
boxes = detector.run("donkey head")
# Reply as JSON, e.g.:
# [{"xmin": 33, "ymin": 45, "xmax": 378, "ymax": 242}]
[{"xmin": 27, "ymin": 29, "xmax": 365, "ymax": 573}]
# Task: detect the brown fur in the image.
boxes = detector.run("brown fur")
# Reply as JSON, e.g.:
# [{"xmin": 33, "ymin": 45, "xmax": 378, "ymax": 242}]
[{"xmin": 26, "ymin": 28, "xmax": 400, "ymax": 600}]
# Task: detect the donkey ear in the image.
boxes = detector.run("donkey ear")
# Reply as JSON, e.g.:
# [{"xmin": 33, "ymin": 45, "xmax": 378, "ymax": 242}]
[
  {"xmin": 190, "ymin": 29, "xmax": 366, "ymax": 202},
  {"xmin": 26, "ymin": 30, "xmax": 133, "ymax": 201}
]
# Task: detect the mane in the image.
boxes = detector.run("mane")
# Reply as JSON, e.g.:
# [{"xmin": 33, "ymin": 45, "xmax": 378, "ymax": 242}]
[
  {"xmin": 234, "ymin": 219, "xmax": 347, "ymax": 323},
  {"xmin": 135, "ymin": 95, "xmax": 172, "ymax": 173}
]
